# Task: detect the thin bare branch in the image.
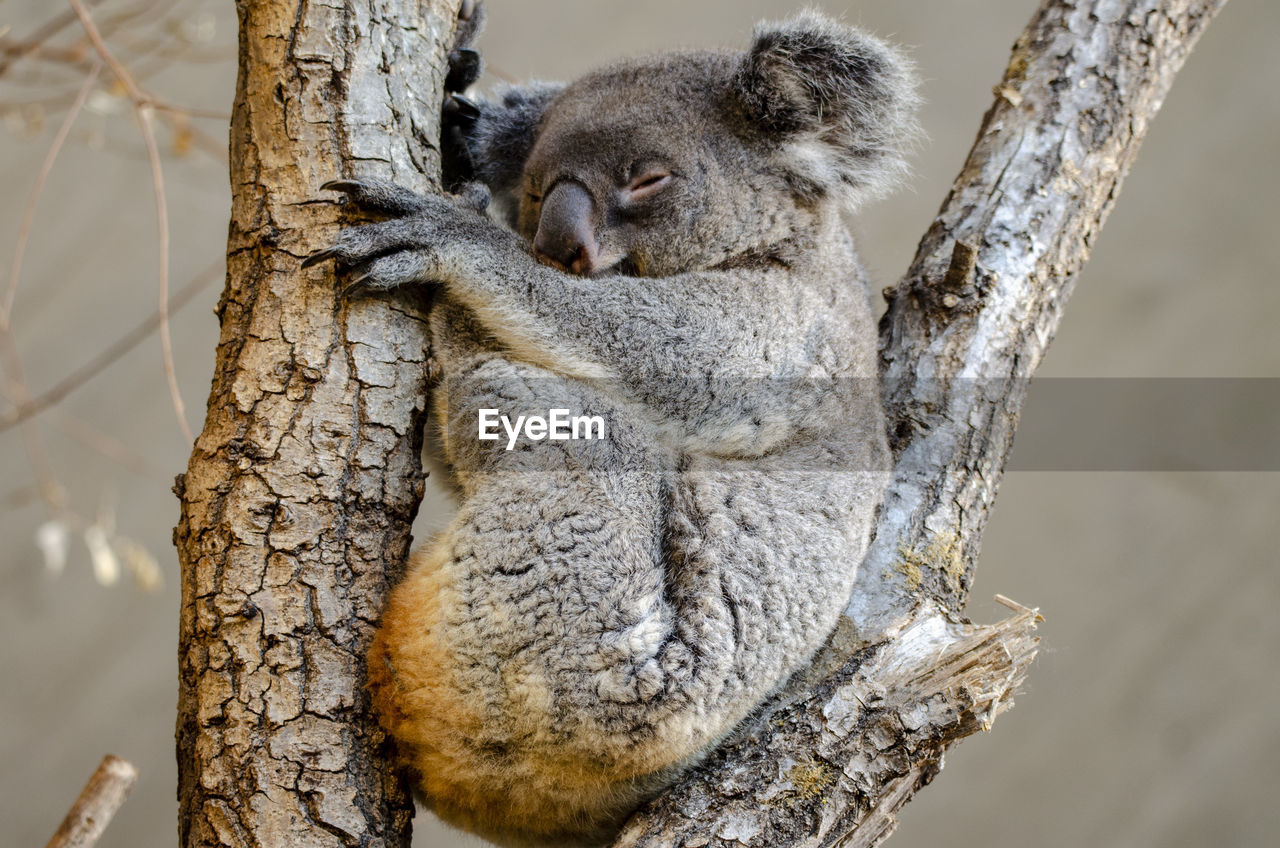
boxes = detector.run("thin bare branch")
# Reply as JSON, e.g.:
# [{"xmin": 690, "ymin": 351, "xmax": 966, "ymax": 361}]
[
  {"xmin": 67, "ymin": 0, "xmax": 146, "ymax": 103},
  {"xmin": 65, "ymin": 0, "xmax": 228, "ymax": 121},
  {"xmin": 43, "ymin": 754, "xmax": 138, "ymax": 848},
  {"xmin": 68, "ymin": 0, "xmax": 194, "ymax": 443},
  {"xmin": 2, "ymin": 59, "xmax": 101, "ymax": 323},
  {"xmin": 135, "ymin": 104, "xmax": 192, "ymax": 444},
  {"xmin": 0, "ymin": 260, "xmax": 220, "ymax": 433},
  {"xmin": 0, "ymin": 0, "xmax": 106, "ymax": 78}
]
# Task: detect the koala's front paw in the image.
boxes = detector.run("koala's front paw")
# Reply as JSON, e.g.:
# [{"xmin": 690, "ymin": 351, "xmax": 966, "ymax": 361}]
[
  {"xmin": 303, "ymin": 220, "xmax": 442, "ymax": 296},
  {"xmin": 303, "ymin": 179, "xmax": 492, "ymax": 295}
]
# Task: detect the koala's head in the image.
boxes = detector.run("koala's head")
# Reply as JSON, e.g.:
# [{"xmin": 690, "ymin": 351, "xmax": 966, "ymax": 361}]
[{"xmin": 472, "ymin": 12, "xmax": 918, "ymax": 277}]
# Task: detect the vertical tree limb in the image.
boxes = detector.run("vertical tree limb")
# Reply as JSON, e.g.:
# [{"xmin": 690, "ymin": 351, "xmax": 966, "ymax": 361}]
[
  {"xmin": 174, "ymin": 1, "xmax": 461, "ymax": 845},
  {"xmin": 614, "ymin": 1, "xmax": 1227, "ymax": 845},
  {"xmin": 851, "ymin": 0, "xmax": 1229, "ymax": 637}
]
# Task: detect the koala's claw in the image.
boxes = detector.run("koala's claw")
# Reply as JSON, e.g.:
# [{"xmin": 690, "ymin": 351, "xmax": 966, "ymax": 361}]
[
  {"xmin": 340, "ymin": 272, "xmax": 374, "ymax": 298},
  {"xmin": 320, "ymin": 179, "xmax": 367, "ymax": 195},
  {"xmin": 443, "ymin": 92, "xmax": 481, "ymax": 122},
  {"xmin": 318, "ymin": 177, "xmax": 431, "ymax": 217},
  {"xmin": 301, "ymin": 246, "xmax": 340, "ymax": 269}
]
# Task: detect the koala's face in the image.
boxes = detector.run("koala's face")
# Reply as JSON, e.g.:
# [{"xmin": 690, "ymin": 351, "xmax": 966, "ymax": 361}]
[
  {"xmin": 493, "ymin": 17, "xmax": 918, "ymax": 279},
  {"xmin": 516, "ymin": 55, "xmax": 808, "ymax": 278}
]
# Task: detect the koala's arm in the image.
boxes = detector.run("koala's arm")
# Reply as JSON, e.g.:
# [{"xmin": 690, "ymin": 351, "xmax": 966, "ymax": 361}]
[{"xmin": 306, "ymin": 186, "xmax": 863, "ymax": 454}]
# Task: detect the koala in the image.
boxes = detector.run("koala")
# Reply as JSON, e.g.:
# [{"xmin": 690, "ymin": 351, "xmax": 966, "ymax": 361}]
[{"xmin": 305, "ymin": 9, "xmax": 916, "ymax": 846}]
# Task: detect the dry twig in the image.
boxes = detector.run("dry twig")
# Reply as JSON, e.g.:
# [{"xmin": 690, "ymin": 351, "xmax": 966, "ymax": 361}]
[
  {"xmin": 0, "ymin": 56, "xmax": 101, "ymax": 515},
  {"xmin": 68, "ymin": 0, "xmax": 193, "ymax": 443},
  {"xmin": 43, "ymin": 754, "xmax": 139, "ymax": 848},
  {"xmin": 2, "ymin": 60, "xmax": 100, "ymax": 319},
  {"xmin": 0, "ymin": 260, "xmax": 220, "ymax": 433},
  {"xmin": 0, "ymin": 0, "xmax": 106, "ymax": 78}
]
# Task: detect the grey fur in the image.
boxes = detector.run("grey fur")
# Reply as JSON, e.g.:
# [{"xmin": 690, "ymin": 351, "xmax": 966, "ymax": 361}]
[
  {"xmin": 471, "ymin": 82, "xmax": 565, "ymax": 213},
  {"xmin": 312, "ymin": 10, "xmax": 916, "ymax": 846}
]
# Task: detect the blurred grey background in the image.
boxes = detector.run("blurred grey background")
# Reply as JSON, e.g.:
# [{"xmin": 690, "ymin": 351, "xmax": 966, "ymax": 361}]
[{"xmin": 2, "ymin": 0, "xmax": 1277, "ymax": 846}]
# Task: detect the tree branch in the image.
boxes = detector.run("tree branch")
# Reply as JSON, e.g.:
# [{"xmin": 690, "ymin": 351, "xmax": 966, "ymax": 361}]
[
  {"xmin": 44, "ymin": 755, "xmax": 138, "ymax": 848},
  {"xmin": 613, "ymin": 1, "xmax": 1227, "ymax": 844},
  {"xmin": 174, "ymin": 1, "xmax": 461, "ymax": 845}
]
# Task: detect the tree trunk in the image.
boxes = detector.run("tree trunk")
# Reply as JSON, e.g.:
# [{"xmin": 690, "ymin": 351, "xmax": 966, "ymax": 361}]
[
  {"xmin": 174, "ymin": 1, "xmax": 461, "ymax": 845},
  {"xmin": 615, "ymin": 0, "xmax": 1227, "ymax": 845}
]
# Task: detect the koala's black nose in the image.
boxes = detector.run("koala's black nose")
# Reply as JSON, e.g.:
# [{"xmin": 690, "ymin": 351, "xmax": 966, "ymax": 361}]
[{"xmin": 534, "ymin": 181, "xmax": 599, "ymax": 275}]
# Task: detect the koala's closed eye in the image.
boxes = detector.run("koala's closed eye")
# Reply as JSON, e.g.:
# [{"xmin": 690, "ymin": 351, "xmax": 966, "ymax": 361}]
[{"xmin": 621, "ymin": 164, "xmax": 673, "ymax": 202}]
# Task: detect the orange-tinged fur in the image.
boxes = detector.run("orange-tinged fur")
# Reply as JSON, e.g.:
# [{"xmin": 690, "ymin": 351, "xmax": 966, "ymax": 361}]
[{"xmin": 368, "ymin": 539, "xmax": 692, "ymax": 846}]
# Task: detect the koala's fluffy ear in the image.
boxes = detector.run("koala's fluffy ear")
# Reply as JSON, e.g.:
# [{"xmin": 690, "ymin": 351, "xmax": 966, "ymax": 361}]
[
  {"xmin": 734, "ymin": 11, "xmax": 920, "ymax": 206},
  {"xmin": 471, "ymin": 83, "xmax": 564, "ymax": 201}
]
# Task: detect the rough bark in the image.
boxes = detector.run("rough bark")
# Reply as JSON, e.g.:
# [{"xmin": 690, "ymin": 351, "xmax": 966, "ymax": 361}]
[
  {"xmin": 174, "ymin": 2, "xmax": 461, "ymax": 846},
  {"xmin": 614, "ymin": 1, "xmax": 1227, "ymax": 845}
]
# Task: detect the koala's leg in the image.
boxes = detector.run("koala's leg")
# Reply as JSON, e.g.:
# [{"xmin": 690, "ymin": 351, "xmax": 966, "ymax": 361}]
[
  {"xmin": 370, "ymin": 320, "xmax": 681, "ymax": 840},
  {"xmin": 660, "ymin": 451, "xmax": 887, "ymax": 714}
]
